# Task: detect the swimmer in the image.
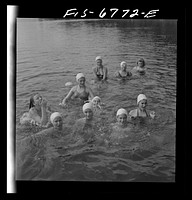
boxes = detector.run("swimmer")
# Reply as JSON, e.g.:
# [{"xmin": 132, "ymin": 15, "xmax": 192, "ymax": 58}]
[
  {"xmin": 36, "ymin": 112, "xmax": 63, "ymax": 130},
  {"xmin": 84, "ymin": 96, "xmax": 106, "ymax": 117},
  {"xmin": 112, "ymin": 108, "xmax": 133, "ymax": 130},
  {"xmin": 114, "ymin": 61, "xmax": 132, "ymax": 79},
  {"xmin": 75, "ymin": 102, "xmax": 94, "ymax": 128},
  {"xmin": 20, "ymin": 93, "xmax": 51, "ymax": 126},
  {"xmin": 34, "ymin": 112, "xmax": 70, "ymax": 140},
  {"xmin": 131, "ymin": 58, "xmax": 146, "ymax": 75},
  {"xmin": 91, "ymin": 96, "xmax": 105, "ymax": 117},
  {"xmin": 72, "ymin": 102, "xmax": 100, "ymax": 143},
  {"xmin": 93, "ymin": 56, "xmax": 108, "ymax": 81},
  {"xmin": 129, "ymin": 94, "xmax": 156, "ymax": 120},
  {"xmin": 59, "ymin": 73, "xmax": 94, "ymax": 107},
  {"xmin": 49, "ymin": 112, "xmax": 63, "ymax": 130},
  {"xmin": 85, "ymin": 96, "xmax": 104, "ymax": 109},
  {"xmin": 109, "ymin": 108, "xmax": 134, "ymax": 142}
]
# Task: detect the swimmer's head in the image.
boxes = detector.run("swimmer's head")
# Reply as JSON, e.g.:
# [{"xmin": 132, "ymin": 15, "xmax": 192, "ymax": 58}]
[
  {"xmin": 29, "ymin": 93, "xmax": 42, "ymax": 109},
  {"xmin": 91, "ymin": 96, "xmax": 101, "ymax": 105},
  {"xmin": 95, "ymin": 56, "xmax": 102, "ymax": 66},
  {"xmin": 116, "ymin": 108, "xmax": 128, "ymax": 117},
  {"xmin": 83, "ymin": 103, "xmax": 94, "ymax": 120},
  {"xmin": 116, "ymin": 108, "xmax": 128, "ymax": 125},
  {"xmin": 137, "ymin": 94, "xmax": 147, "ymax": 109},
  {"xmin": 137, "ymin": 58, "xmax": 145, "ymax": 67},
  {"xmin": 76, "ymin": 73, "xmax": 85, "ymax": 85},
  {"xmin": 95, "ymin": 56, "xmax": 102, "ymax": 61},
  {"xmin": 137, "ymin": 94, "xmax": 147, "ymax": 104},
  {"xmin": 50, "ymin": 112, "xmax": 63, "ymax": 129},
  {"xmin": 120, "ymin": 61, "xmax": 127, "ymax": 70},
  {"xmin": 76, "ymin": 73, "xmax": 85, "ymax": 81}
]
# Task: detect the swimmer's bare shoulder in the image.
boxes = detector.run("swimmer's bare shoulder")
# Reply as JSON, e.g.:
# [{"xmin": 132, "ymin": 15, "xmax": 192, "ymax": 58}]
[
  {"xmin": 129, "ymin": 109, "xmax": 137, "ymax": 118},
  {"xmin": 29, "ymin": 107, "xmax": 36, "ymax": 114},
  {"xmin": 71, "ymin": 85, "xmax": 78, "ymax": 91}
]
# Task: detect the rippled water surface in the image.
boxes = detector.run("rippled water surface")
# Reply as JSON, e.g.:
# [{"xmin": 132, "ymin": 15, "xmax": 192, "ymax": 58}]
[{"xmin": 16, "ymin": 19, "xmax": 176, "ymax": 181}]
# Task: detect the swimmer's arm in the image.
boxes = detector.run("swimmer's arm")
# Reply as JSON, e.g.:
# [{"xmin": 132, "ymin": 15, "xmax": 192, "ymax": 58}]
[
  {"xmin": 61, "ymin": 87, "xmax": 75, "ymax": 105},
  {"xmin": 92, "ymin": 67, "xmax": 98, "ymax": 78},
  {"xmin": 40, "ymin": 100, "xmax": 48, "ymax": 126},
  {"xmin": 87, "ymin": 86, "xmax": 94, "ymax": 100},
  {"xmin": 47, "ymin": 105, "xmax": 52, "ymax": 113},
  {"xmin": 102, "ymin": 67, "xmax": 108, "ymax": 80}
]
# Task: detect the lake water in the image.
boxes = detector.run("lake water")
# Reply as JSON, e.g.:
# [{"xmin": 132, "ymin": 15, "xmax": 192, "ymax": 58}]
[{"xmin": 16, "ymin": 19, "xmax": 176, "ymax": 181}]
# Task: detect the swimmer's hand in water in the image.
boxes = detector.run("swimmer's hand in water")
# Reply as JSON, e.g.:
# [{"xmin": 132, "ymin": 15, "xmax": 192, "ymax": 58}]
[
  {"xmin": 59, "ymin": 101, "xmax": 67, "ymax": 108},
  {"xmin": 30, "ymin": 119, "xmax": 41, "ymax": 126},
  {"xmin": 149, "ymin": 111, "xmax": 155, "ymax": 119},
  {"xmin": 59, "ymin": 102, "xmax": 67, "ymax": 108},
  {"xmin": 39, "ymin": 98, "xmax": 47, "ymax": 108}
]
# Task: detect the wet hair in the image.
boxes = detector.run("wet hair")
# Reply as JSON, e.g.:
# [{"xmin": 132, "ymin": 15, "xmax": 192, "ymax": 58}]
[
  {"xmin": 137, "ymin": 58, "xmax": 145, "ymax": 66},
  {"xmin": 29, "ymin": 93, "xmax": 39, "ymax": 109},
  {"xmin": 29, "ymin": 96, "xmax": 35, "ymax": 109}
]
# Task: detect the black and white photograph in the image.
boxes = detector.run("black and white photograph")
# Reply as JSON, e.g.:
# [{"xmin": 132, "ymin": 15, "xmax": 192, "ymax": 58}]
[{"xmin": 7, "ymin": 6, "xmax": 187, "ymax": 195}]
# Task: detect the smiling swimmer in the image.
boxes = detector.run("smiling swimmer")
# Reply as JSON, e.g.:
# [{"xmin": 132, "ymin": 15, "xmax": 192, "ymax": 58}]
[
  {"xmin": 129, "ymin": 94, "xmax": 155, "ymax": 119},
  {"xmin": 60, "ymin": 73, "xmax": 94, "ymax": 107}
]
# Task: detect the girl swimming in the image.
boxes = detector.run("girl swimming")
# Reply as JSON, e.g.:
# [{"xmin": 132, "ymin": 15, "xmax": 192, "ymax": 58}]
[
  {"xmin": 60, "ymin": 73, "xmax": 94, "ymax": 107},
  {"xmin": 108, "ymin": 108, "xmax": 134, "ymax": 143},
  {"xmin": 114, "ymin": 61, "xmax": 132, "ymax": 79},
  {"xmin": 131, "ymin": 58, "xmax": 146, "ymax": 75},
  {"xmin": 93, "ymin": 56, "xmax": 108, "ymax": 81},
  {"xmin": 20, "ymin": 93, "xmax": 51, "ymax": 126},
  {"xmin": 129, "ymin": 94, "xmax": 155, "ymax": 119}
]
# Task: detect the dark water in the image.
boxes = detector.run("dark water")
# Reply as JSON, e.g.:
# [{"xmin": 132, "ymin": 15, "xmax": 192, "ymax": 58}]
[{"xmin": 16, "ymin": 19, "xmax": 176, "ymax": 181}]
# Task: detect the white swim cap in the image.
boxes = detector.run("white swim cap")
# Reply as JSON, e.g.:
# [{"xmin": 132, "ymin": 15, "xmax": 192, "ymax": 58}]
[
  {"xmin": 92, "ymin": 96, "xmax": 101, "ymax": 102},
  {"xmin": 137, "ymin": 94, "xmax": 147, "ymax": 104},
  {"xmin": 50, "ymin": 112, "xmax": 62, "ymax": 124},
  {"xmin": 120, "ymin": 61, "xmax": 127, "ymax": 68},
  {"xmin": 95, "ymin": 56, "xmax": 102, "ymax": 61},
  {"xmin": 116, "ymin": 108, "xmax": 128, "ymax": 117},
  {"xmin": 82, "ymin": 103, "xmax": 93, "ymax": 113},
  {"xmin": 76, "ymin": 73, "xmax": 85, "ymax": 82}
]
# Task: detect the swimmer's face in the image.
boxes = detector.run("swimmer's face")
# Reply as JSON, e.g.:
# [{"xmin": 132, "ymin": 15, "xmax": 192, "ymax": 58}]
[
  {"xmin": 96, "ymin": 59, "xmax": 102, "ymax": 66},
  {"xmin": 84, "ymin": 109, "xmax": 93, "ymax": 120},
  {"xmin": 33, "ymin": 94, "xmax": 42, "ymax": 106},
  {"xmin": 138, "ymin": 99, "xmax": 147, "ymax": 110},
  {"xmin": 52, "ymin": 116, "xmax": 63, "ymax": 129},
  {"xmin": 117, "ymin": 114, "xmax": 127, "ymax": 126},
  {"xmin": 92, "ymin": 98, "xmax": 100, "ymax": 105},
  {"xmin": 121, "ymin": 63, "xmax": 127, "ymax": 71},
  {"xmin": 138, "ymin": 60, "xmax": 144, "ymax": 68},
  {"xmin": 78, "ymin": 77, "xmax": 85, "ymax": 86}
]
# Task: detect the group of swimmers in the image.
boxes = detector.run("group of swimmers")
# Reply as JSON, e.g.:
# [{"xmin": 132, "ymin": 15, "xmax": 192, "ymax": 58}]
[
  {"xmin": 92, "ymin": 55, "xmax": 146, "ymax": 80},
  {"xmin": 20, "ymin": 56, "xmax": 155, "ymax": 142}
]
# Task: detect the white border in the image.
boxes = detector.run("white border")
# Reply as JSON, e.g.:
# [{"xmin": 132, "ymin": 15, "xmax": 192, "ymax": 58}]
[{"xmin": 7, "ymin": 5, "xmax": 18, "ymax": 194}]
